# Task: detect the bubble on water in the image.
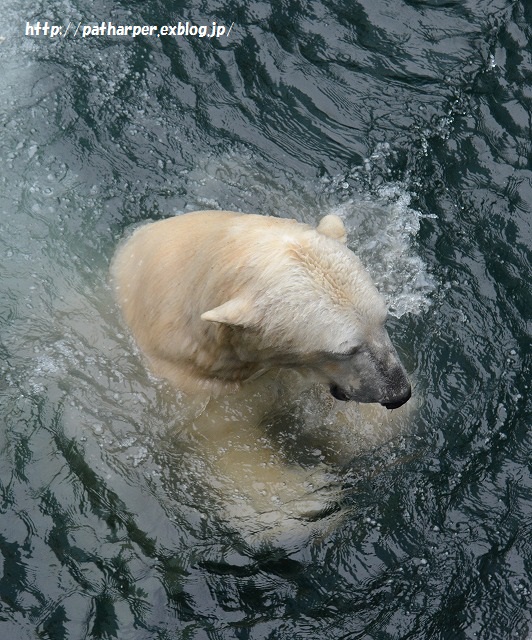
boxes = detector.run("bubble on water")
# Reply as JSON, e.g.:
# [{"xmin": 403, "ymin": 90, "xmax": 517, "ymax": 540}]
[{"xmin": 34, "ymin": 354, "xmax": 60, "ymax": 376}]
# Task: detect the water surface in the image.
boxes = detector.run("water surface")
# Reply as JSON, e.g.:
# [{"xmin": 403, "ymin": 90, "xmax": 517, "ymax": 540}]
[{"xmin": 0, "ymin": 0, "xmax": 530, "ymax": 638}]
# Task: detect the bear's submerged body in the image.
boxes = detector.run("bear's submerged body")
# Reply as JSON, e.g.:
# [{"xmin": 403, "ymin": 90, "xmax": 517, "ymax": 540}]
[{"xmin": 111, "ymin": 210, "xmax": 413, "ymax": 543}]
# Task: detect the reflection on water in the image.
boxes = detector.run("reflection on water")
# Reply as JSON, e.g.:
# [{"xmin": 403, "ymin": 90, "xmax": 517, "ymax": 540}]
[{"xmin": 0, "ymin": 0, "xmax": 531, "ymax": 638}]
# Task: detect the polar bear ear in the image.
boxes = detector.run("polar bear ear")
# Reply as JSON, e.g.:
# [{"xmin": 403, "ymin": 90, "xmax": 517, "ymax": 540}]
[
  {"xmin": 317, "ymin": 215, "xmax": 347, "ymax": 244},
  {"xmin": 201, "ymin": 298, "xmax": 256, "ymax": 327}
]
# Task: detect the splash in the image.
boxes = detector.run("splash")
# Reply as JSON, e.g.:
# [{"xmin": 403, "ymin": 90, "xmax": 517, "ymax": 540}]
[
  {"xmin": 326, "ymin": 184, "xmax": 436, "ymax": 317},
  {"xmin": 182, "ymin": 145, "xmax": 436, "ymax": 318}
]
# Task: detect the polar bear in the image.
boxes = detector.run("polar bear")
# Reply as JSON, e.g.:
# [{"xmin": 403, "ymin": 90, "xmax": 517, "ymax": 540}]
[
  {"xmin": 111, "ymin": 210, "xmax": 411, "ymax": 408},
  {"xmin": 111, "ymin": 210, "xmax": 412, "ymax": 541}
]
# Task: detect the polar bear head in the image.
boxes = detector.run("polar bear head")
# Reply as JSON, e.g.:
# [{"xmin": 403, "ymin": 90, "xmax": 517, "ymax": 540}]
[{"xmin": 201, "ymin": 215, "xmax": 411, "ymax": 409}]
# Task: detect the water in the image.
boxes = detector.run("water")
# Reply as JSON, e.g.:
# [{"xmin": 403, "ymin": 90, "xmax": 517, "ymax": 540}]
[{"xmin": 0, "ymin": 0, "xmax": 530, "ymax": 638}]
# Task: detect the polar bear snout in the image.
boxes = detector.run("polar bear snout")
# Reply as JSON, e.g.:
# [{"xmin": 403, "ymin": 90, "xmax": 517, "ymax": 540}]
[{"xmin": 324, "ymin": 333, "xmax": 411, "ymax": 409}]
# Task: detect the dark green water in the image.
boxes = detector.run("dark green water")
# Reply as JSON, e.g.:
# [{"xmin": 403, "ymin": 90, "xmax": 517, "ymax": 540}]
[{"xmin": 0, "ymin": 0, "xmax": 531, "ymax": 638}]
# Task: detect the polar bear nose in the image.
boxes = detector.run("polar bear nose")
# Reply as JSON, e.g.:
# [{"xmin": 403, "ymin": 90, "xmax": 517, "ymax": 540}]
[{"xmin": 381, "ymin": 385, "xmax": 411, "ymax": 410}]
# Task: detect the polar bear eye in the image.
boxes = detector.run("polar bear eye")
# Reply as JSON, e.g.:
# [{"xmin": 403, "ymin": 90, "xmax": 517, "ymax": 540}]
[{"xmin": 334, "ymin": 346, "xmax": 359, "ymax": 359}]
